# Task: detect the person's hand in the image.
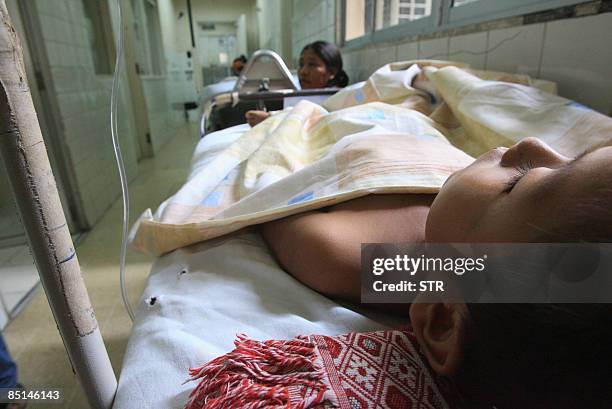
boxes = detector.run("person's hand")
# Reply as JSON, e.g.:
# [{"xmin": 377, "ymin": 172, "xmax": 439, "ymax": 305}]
[
  {"xmin": 411, "ymin": 70, "xmax": 438, "ymax": 102},
  {"xmin": 245, "ymin": 110, "xmax": 271, "ymax": 127}
]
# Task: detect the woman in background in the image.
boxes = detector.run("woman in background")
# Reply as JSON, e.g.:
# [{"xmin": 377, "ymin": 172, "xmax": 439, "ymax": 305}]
[
  {"xmin": 245, "ymin": 40, "xmax": 349, "ymax": 127},
  {"xmin": 230, "ymin": 55, "xmax": 248, "ymax": 76}
]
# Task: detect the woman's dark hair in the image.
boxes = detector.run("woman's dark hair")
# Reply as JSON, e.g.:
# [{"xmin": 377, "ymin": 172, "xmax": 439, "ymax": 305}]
[
  {"xmin": 301, "ymin": 41, "xmax": 349, "ymax": 88},
  {"xmin": 233, "ymin": 54, "xmax": 247, "ymax": 64},
  {"xmin": 459, "ymin": 303, "xmax": 612, "ymax": 408}
]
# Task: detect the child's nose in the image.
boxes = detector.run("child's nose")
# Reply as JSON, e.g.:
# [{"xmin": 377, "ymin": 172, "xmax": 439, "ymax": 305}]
[{"xmin": 501, "ymin": 137, "xmax": 570, "ymax": 168}]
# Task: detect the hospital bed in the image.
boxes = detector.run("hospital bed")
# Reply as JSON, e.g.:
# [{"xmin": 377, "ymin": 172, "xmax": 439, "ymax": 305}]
[
  {"xmin": 114, "ymin": 55, "xmax": 612, "ymax": 408},
  {"xmin": 200, "ymin": 49, "xmax": 339, "ymax": 137}
]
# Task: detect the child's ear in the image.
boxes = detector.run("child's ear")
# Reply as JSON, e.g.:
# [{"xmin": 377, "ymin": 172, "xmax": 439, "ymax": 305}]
[{"xmin": 409, "ymin": 303, "xmax": 468, "ymax": 377}]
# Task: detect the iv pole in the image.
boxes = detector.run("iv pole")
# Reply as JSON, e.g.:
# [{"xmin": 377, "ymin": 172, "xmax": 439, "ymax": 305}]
[{"xmin": 0, "ymin": 2, "xmax": 117, "ymax": 408}]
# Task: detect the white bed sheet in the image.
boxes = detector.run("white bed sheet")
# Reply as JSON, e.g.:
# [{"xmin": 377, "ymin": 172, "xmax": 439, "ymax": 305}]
[{"xmin": 114, "ymin": 126, "xmax": 401, "ymax": 409}]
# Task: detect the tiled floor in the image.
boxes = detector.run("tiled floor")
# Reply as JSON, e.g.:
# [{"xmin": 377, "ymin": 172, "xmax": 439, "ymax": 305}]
[
  {"xmin": 1, "ymin": 123, "xmax": 200, "ymax": 409},
  {"xmin": 0, "ymin": 203, "xmax": 25, "ymax": 242},
  {"xmin": 0, "ymin": 246, "xmax": 40, "ymax": 323},
  {"xmin": 0, "ymin": 211, "xmax": 39, "ymax": 330}
]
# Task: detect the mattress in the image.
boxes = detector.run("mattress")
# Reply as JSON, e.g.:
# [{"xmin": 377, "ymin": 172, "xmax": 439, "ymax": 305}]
[{"xmin": 113, "ymin": 126, "xmax": 401, "ymax": 409}]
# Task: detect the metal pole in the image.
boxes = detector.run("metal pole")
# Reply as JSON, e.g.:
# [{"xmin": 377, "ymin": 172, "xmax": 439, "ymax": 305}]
[
  {"xmin": 187, "ymin": 0, "xmax": 195, "ymax": 48},
  {"xmin": 0, "ymin": 2, "xmax": 117, "ymax": 408}
]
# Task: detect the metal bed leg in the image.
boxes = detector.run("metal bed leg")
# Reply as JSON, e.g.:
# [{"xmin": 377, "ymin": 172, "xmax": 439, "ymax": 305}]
[{"xmin": 0, "ymin": 2, "xmax": 117, "ymax": 408}]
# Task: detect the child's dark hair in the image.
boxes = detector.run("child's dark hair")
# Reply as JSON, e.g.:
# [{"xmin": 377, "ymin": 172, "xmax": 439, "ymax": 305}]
[
  {"xmin": 460, "ymin": 187, "xmax": 612, "ymax": 408},
  {"xmin": 549, "ymin": 184, "xmax": 612, "ymax": 242},
  {"xmin": 301, "ymin": 41, "xmax": 349, "ymax": 87},
  {"xmin": 460, "ymin": 303, "xmax": 612, "ymax": 408}
]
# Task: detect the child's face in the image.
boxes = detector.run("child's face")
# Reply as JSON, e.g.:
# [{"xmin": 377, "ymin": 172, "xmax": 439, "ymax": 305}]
[{"xmin": 426, "ymin": 138, "xmax": 612, "ymax": 242}]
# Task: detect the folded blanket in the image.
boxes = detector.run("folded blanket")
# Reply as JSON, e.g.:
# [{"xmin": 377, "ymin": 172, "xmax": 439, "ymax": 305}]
[
  {"xmin": 131, "ymin": 100, "xmax": 473, "ymax": 256},
  {"xmin": 427, "ymin": 66, "xmax": 612, "ymax": 157},
  {"xmin": 184, "ymin": 329, "xmax": 461, "ymax": 409}
]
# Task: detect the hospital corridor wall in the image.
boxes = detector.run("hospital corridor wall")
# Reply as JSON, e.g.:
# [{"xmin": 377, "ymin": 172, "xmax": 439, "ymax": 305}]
[{"xmin": 341, "ymin": 7, "xmax": 612, "ymax": 116}]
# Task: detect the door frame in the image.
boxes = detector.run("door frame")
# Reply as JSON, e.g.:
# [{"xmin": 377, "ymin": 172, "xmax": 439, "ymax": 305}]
[{"xmin": 123, "ymin": 0, "xmax": 154, "ymax": 159}]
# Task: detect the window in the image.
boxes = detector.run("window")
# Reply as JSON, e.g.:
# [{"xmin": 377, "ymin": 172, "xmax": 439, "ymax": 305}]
[
  {"xmin": 82, "ymin": 0, "xmax": 115, "ymax": 75},
  {"xmin": 453, "ymin": 0, "xmax": 480, "ymax": 6},
  {"xmin": 344, "ymin": 0, "xmax": 375, "ymax": 41},
  {"xmin": 378, "ymin": 0, "xmax": 432, "ymax": 29},
  {"xmin": 446, "ymin": 0, "xmax": 588, "ymax": 26},
  {"xmin": 343, "ymin": 0, "xmax": 589, "ymax": 46},
  {"xmin": 365, "ymin": 0, "xmax": 375, "ymax": 33}
]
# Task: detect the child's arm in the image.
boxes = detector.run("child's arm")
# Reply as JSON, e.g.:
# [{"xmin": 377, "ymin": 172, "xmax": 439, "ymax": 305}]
[{"xmin": 260, "ymin": 194, "xmax": 433, "ymax": 302}]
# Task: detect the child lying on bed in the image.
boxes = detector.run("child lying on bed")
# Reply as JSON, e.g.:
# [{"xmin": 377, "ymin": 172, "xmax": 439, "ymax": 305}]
[{"xmin": 261, "ymin": 137, "xmax": 612, "ymax": 409}]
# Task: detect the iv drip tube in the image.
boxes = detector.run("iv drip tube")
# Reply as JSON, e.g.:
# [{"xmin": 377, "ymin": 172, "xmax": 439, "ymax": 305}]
[{"xmin": 110, "ymin": 0, "xmax": 135, "ymax": 322}]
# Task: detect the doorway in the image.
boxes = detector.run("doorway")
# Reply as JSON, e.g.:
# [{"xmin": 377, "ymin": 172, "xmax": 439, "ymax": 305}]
[{"xmin": 198, "ymin": 22, "xmax": 239, "ymax": 86}]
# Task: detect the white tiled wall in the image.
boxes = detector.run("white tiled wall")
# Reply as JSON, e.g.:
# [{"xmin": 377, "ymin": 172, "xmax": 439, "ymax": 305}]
[
  {"xmin": 141, "ymin": 77, "xmax": 176, "ymax": 153},
  {"xmin": 343, "ymin": 42, "xmax": 396, "ymax": 84},
  {"xmin": 396, "ymin": 41, "xmax": 418, "ymax": 61},
  {"xmin": 418, "ymin": 37, "xmax": 449, "ymax": 60},
  {"xmin": 166, "ymin": 70, "xmax": 191, "ymax": 128},
  {"xmin": 539, "ymin": 13, "xmax": 612, "ymax": 114},
  {"xmin": 291, "ymin": 0, "xmax": 336, "ymax": 63},
  {"xmin": 375, "ymin": 43, "xmax": 397, "ymax": 65},
  {"xmin": 33, "ymin": 0, "xmax": 139, "ymax": 227},
  {"xmin": 0, "ymin": 245, "xmax": 39, "ymax": 330},
  {"xmin": 0, "ymin": 306, "xmax": 7, "ymax": 329},
  {"xmin": 257, "ymin": 0, "xmax": 283, "ymax": 53},
  {"xmin": 342, "ymin": 12, "xmax": 612, "ymax": 115},
  {"xmin": 485, "ymin": 24, "xmax": 545, "ymax": 78},
  {"xmin": 448, "ymin": 32, "xmax": 487, "ymax": 70}
]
